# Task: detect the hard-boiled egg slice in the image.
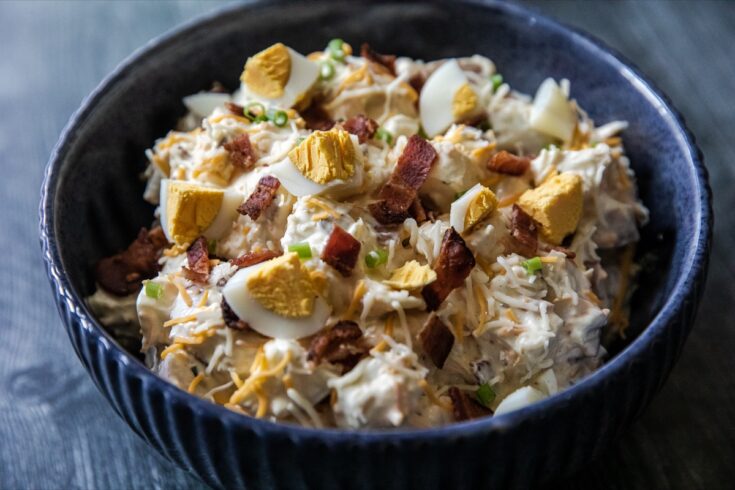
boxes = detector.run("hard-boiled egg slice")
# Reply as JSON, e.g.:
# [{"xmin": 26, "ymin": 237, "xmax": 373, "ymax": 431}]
[
  {"xmin": 419, "ymin": 59, "xmax": 480, "ymax": 137},
  {"xmin": 159, "ymin": 179, "xmax": 241, "ymax": 245},
  {"xmin": 182, "ymin": 92, "xmax": 231, "ymax": 118},
  {"xmin": 494, "ymin": 386, "xmax": 547, "ymax": 415},
  {"xmin": 222, "ymin": 253, "xmax": 331, "ymax": 339},
  {"xmin": 449, "ymin": 183, "xmax": 498, "ymax": 234},
  {"xmin": 270, "ymin": 129, "xmax": 364, "ymax": 198},
  {"xmin": 528, "ymin": 78, "xmax": 577, "ymax": 143},
  {"xmin": 239, "ymin": 43, "xmax": 319, "ymax": 109}
]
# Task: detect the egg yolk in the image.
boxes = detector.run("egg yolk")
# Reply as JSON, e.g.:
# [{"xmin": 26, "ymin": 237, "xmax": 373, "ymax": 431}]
[
  {"xmin": 241, "ymin": 43, "xmax": 292, "ymax": 99},
  {"xmin": 384, "ymin": 260, "xmax": 437, "ymax": 290},
  {"xmin": 166, "ymin": 182, "xmax": 224, "ymax": 245},
  {"xmin": 464, "ymin": 186, "xmax": 498, "ymax": 232},
  {"xmin": 246, "ymin": 252, "xmax": 317, "ymax": 318},
  {"xmin": 288, "ymin": 128, "xmax": 356, "ymax": 184},
  {"xmin": 452, "ymin": 83, "xmax": 478, "ymax": 120}
]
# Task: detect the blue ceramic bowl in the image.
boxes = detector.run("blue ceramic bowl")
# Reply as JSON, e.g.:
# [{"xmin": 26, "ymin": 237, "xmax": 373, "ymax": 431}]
[{"xmin": 40, "ymin": 1, "xmax": 712, "ymax": 488}]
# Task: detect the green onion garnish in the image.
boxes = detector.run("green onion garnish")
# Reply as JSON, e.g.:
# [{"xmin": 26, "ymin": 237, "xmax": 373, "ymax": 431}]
[
  {"xmin": 244, "ymin": 102, "xmax": 266, "ymax": 121},
  {"xmin": 476, "ymin": 383, "xmax": 496, "ymax": 407},
  {"xmin": 454, "ymin": 190, "xmax": 467, "ymax": 201},
  {"xmin": 145, "ymin": 282, "xmax": 163, "ymax": 300},
  {"xmin": 418, "ymin": 126, "xmax": 428, "ymax": 139},
  {"xmin": 288, "ymin": 242, "xmax": 312, "ymax": 259},
  {"xmin": 207, "ymin": 239, "xmax": 217, "ymax": 255},
  {"xmin": 327, "ymin": 38, "xmax": 346, "ymax": 61},
  {"xmin": 364, "ymin": 249, "xmax": 388, "ymax": 268},
  {"xmin": 521, "ymin": 256, "xmax": 543, "ymax": 275},
  {"xmin": 491, "ymin": 73, "xmax": 503, "ymax": 91},
  {"xmin": 478, "ymin": 120, "xmax": 491, "ymax": 131},
  {"xmin": 271, "ymin": 110, "xmax": 288, "ymax": 127},
  {"xmin": 375, "ymin": 127, "xmax": 393, "ymax": 145},
  {"xmin": 320, "ymin": 61, "xmax": 336, "ymax": 80}
]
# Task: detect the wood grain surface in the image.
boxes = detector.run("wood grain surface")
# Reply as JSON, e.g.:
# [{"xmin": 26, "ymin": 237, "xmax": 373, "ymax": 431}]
[{"xmin": 0, "ymin": 1, "xmax": 732, "ymax": 488}]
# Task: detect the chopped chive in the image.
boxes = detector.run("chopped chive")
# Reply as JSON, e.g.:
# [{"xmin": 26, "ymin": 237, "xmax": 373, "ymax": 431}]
[
  {"xmin": 207, "ymin": 239, "xmax": 217, "ymax": 255},
  {"xmin": 521, "ymin": 256, "xmax": 543, "ymax": 275},
  {"xmin": 145, "ymin": 282, "xmax": 163, "ymax": 300},
  {"xmin": 454, "ymin": 189, "xmax": 467, "ymax": 201},
  {"xmin": 319, "ymin": 61, "xmax": 336, "ymax": 80},
  {"xmin": 271, "ymin": 110, "xmax": 288, "ymax": 127},
  {"xmin": 476, "ymin": 383, "xmax": 496, "ymax": 407},
  {"xmin": 327, "ymin": 38, "xmax": 346, "ymax": 61},
  {"xmin": 375, "ymin": 127, "xmax": 393, "ymax": 145},
  {"xmin": 364, "ymin": 249, "xmax": 388, "ymax": 268},
  {"xmin": 288, "ymin": 242, "xmax": 312, "ymax": 259},
  {"xmin": 491, "ymin": 73, "xmax": 503, "ymax": 91},
  {"xmin": 244, "ymin": 102, "xmax": 266, "ymax": 121},
  {"xmin": 417, "ymin": 126, "xmax": 428, "ymax": 139}
]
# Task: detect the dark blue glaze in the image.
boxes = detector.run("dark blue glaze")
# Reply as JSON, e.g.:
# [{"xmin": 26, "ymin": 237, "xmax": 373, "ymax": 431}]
[{"xmin": 39, "ymin": 1, "xmax": 712, "ymax": 488}]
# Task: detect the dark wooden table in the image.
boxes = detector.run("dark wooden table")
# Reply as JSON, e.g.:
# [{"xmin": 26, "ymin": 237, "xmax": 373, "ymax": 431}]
[{"xmin": 1, "ymin": 1, "xmax": 732, "ymax": 488}]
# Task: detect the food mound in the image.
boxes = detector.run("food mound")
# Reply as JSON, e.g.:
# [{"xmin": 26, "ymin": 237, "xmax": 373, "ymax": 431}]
[{"xmin": 88, "ymin": 40, "xmax": 648, "ymax": 429}]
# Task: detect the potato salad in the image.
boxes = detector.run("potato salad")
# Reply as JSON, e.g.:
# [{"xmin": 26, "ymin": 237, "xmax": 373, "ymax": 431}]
[{"xmin": 88, "ymin": 40, "xmax": 648, "ymax": 429}]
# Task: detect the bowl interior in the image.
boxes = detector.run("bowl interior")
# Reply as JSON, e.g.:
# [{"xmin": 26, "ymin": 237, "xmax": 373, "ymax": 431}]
[{"xmin": 51, "ymin": 0, "xmax": 699, "ymax": 364}]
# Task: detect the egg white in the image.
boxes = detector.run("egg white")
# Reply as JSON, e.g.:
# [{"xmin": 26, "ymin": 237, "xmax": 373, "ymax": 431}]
[
  {"xmin": 159, "ymin": 179, "xmax": 242, "ymax": 242},
  {"xmin": 449, "ymin": 183, "xmax": 486, "ymax": 234},
  {"xmin": 419, "ymin": 59, "xmax": 470, "ymax": 138},
  {"xmin": 222, "ymin": 261, "xmax": 331, "ymax": 339},
  {"xmin": 182, "ymin": 92, "xmax": 231, "ymax": 118}
]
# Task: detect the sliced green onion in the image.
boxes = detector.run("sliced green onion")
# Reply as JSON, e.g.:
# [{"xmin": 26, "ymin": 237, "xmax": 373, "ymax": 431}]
[
  {"xmin": 207, "ymin": 239, "xmax": 217, "ymax": 255},
  {"xmin": 327, "ymin": 38, "xmax": 346, "ymax": 61},
  {"xmin": 375, "ymin": 127, "xmax": 393, "ymax": 145},
  {"xmin": 491, "ymin": 73, "xmax": 504, "ymax": 91},
  {"xmin": 319, "ymin": 61, "xmax": 336, "ymax": 80},
  {"xmin": 270, "ymin": 109, "xmax": 288, "ymax": 127},
  {"xmin": 521, "ymin": 256, "xmax": 543, "ymax": 275},
  {"xmin": 418, "ymin": 126, "xmax": 428, "ymax": 139},
  {"xmin": 145, "ymin": 282, "xmax": 163, "ymax": 300},
  {"xmin": 364, "ymin": 249, "xmax": 388, "ymax": 268},
  {"xmin": 454, "ymin": 190, "xmax": 467, "ymax": 201},
  {"xmin": 244, "ymin": 102, "xmax": 266, "ymax": 121},
  {"xmin": 476, "ymin": 383, "xmax": 496, "ymax": 407},
  {"xmin": 288, "ymin": 242, "xmax": 312, "ymax": 259}
]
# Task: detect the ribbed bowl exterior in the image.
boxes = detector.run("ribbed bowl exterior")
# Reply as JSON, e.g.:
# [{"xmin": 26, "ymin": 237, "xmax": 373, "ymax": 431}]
[{"xmin": 40, "ymin": 1, "xmax": 712, "ymax": 488}]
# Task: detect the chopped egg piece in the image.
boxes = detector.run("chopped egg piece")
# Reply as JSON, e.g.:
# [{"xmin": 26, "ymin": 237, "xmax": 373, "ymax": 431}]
[
  {"xmin": 183, "ymin": 92, "xmax": 231, "ymax": 118},
  {"xmin": 223, "ymin": 253, "xmax": 331, "ymax": 339},
  {"xmin": 420, "ymin": 59, "xmax": 479, "ymax": 137},
  {"xmin": 288, "ymin": 128, "xmax": 356, "ymax": 184},
  {"xmin": 383, "ymin": 261, "xmax": 437, "ymax": 290},
  {"xmin": 240, "ymin": 43, "xmax": 319, "ymax": 108},
  {"xmin": 517, "ymin": 172, "xmax": 583, "ymax": 244},
  {"xmin": 529, "ymin": 78, "xmax": 577, "ymax": 143},
  {"xmin": 159, "ymin": 179, "xmax": 241, "ymax": 245},
  {"xmin": 450, "ymin": 183, "xmax": 498, "ymax": 234},
  {"xmin": 494, "ymin": 386, "xmax": 547, "ymax": 415}
]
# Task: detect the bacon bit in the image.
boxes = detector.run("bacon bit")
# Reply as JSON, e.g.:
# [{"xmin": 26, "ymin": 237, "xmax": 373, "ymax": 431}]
[
  {"xmin": 225, "ymin": 102, "xmax": 244, "ymax": 116},
  {"xmin": 307, "ymin": 321, "xmax": 368, "ymax": 373},
  {"xmin": 369, "ymin": 135, "xmax": 437, "ymax": 224},
  {"xmin": 409, "ymin": 198, "xmax": 429, "ymax": 224},
  {"xmin": 229, "ymin": 249, "xmax": 280, "ymax": 269},
  {"xmin": 509, "ymin": 204, "xmax": 538, "ymax": 257},
  {"xmin": 321, "ymin": 225, "xmax": 361, "ymax": 277},
  {"xmin": 237, "ymin": 176, "xmax": 280, "ymax": 220},
  {"xmin": 300, "ymin": 104, "xmax": 335, "ymax": 131},
  {"xmin": 421, "ymin": 228, "xmax": 476, "ymax": 311},
  {"xmin": 94, "ymin": 226, "xmax": 168, "ymax": 296},
  {"xmin": 223, "ymin": 133, "xmax": 257, "ymax": 170},
  {"xmin": 448, "ymin": 387, "xmax": 492, "ymax": 422},
  {"xmin": 418, "ymin": 314, "xmax": 455, "ymax": 368},
  {"xmin": 340, "ymin": 114, "xmax": 378, "ymax": 144},
  {"xmin": 360, "ymin": 43, "xmax": 396, "ymax": 75},
  {"xmin": 182, "ymin": 236, "xmax": 210, "ymax": 284},
  {"xmin": 221, "ymin": 297, "xmax": 249, "ymax": 331},
  {"xmin": 408, "ymin": 73, "xmax": 426, "ymax": 94},
  {"xmin": 487, "ymin": 150, "xmax": 530, "ymax": 176}
]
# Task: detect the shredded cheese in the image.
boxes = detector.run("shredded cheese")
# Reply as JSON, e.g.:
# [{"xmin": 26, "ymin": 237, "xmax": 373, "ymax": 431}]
[
  {"xmin": 187, "ymin": 373, "xmax": 205, "ymax": 393},
  {"xmin": 169, "ymin": 279, "xmax": 193, "ymax": 307},
  {"xmin": 497, "ymin": 191, "xmax": 525, "ymax": 208},
  {"xmin": 197, "ymin": 290, "xmax": 209, "ymax": 308},
  {"xmin": 160, "ymin": 343, "xmax": 183, "ymax": 360},
  {"xmin": 418, "ymin": 379, "xmax": 452, "ymax": 411},
  {"xmin": 342, "ymin": 280, "xmax": 366, "ymax": 320},
  {"xmin": 163, "ymin": 314, "xmax": 198, "ymax": 328}
]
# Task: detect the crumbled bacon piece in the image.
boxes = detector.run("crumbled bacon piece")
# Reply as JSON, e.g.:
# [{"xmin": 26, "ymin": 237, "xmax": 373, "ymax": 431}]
[
  {"xmin": 225, "ymin": 102, "xmax": 244, "ymax": 116},
  {"xmin": 340, "ymin": 114, "xmax": 378, "ymax": 144},
  {"xmin": 301, "ymin": 104, "xmax": 335, "ymax": 131},
  {"xmin": 448, "ymin": 387, "xmax": 492, "ymax": 422},
  {"xmin": 421, "ymin": 228, "xmax": 476, "ymax": 310},
  {"xmin": 223, "ymin": 133, "xmax": 257, "ymax": 170},
  {"xmin": 369, "ymin": 135, "xmax": 437, "ymax": 224},
  {"xmin": 360, "ymin": 43, "xmax": 396, "ymax": 75},
  {"xmin": 221, "ymin": 297, "xmax": 249, "ymax": 331},
  {"xmin": 408, "ymin": 73, "xmax": 426, "ymax": 94},
  {"xmin": 182, "ymin": 236, "xmax": 210, "ymax": 284},
  {"xmin": 487, "ymin": 151, "xmax": 530, "ymax": 176},
  {"xmin": 409, "ymin": 198, "xmax": 428, "ymax": 224},
  {"xmin": 229, "ymin": 249, "xmax": 280, "ymax": 269},
  {"xmin": 94, "ymin": 226, "xmax": 168, "ymax": 296},
  {"xmin": 418, "ymin": 314, "xmax": 455, "ymax": 368},
  {"xmin": 509, "ymin": 204, "xmax": 538, "ymax": 257},
  {"xmin": 321, "ymin": 225, "xmax": 361, "ymax": 277},
  {"xmin": 308, "ymin": 321, "xmax": 368, "ymax": 373},
  {"xmin": 237, "ymin": 176, "xmax": 280, "ymax": 221}
]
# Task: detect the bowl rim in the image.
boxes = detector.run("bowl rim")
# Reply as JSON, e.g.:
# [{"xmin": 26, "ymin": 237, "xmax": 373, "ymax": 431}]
[{"xmin": 40, "ymin": 0, "xmax": 712, "ymax": 443}]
